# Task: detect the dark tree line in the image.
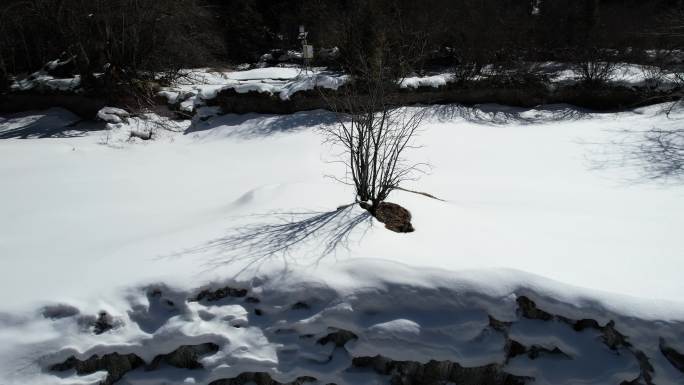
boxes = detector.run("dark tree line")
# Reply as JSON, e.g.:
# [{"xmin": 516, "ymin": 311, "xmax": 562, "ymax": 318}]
[
  {"xmin": 206, "ymin": 0, "xmax": 684, "ymax": 67},
  {"xmin": 0, "ymin": 0, "xmax": 220, "ymax": 103},
  {"xmin": 2, "ymin": 0, "xmax": 684, "ymax": 94}
]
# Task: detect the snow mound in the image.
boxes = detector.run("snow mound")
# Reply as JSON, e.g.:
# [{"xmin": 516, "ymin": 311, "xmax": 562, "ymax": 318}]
[
  {"xmin": 98, "ymin": 109, "xmax": 190, "ymax": 147},
  {"xmin": 97, "ymin": 107, "xmax": 130, "ymax": 124},
  {"xmin": 399, "ymin": 74, "xmax": 454, "ymax": 89}
]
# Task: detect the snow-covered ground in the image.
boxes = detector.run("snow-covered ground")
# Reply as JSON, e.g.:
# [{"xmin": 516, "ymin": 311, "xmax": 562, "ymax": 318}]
[{"xmin": 1, "ymin": 103, "xmax": 683, "ymax": 384}]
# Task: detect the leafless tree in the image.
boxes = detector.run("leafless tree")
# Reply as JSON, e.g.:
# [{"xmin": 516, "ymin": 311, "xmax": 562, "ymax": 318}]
[
  {"xmin": 318, "ymin": 1, "xmax": 429, "ymax": 216},
  {"xmin": 321, "ymin": 87, "xmax": 427, "ymax": 216}
]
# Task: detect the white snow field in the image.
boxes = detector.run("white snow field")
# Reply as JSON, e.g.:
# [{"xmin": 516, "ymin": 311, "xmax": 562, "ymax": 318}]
[{"xmin": 1, "ymin": 102, "xmax": 684, "ymax": 384}]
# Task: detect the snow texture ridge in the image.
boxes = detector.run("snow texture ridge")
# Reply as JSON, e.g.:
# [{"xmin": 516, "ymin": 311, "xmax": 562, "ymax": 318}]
[{"xmin": 1, "ymin": 262, "xmax": 683, "ymax": 385}]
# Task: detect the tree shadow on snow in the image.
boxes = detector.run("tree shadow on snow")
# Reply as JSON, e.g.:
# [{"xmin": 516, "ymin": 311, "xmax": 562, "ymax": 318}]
[
  {"xmin": 170, "ymin": 204, "xmax": 372, "ymax": 275},
  {"xmin": 586, "ymin": 127, "xmax": 684, "ymax": 185},
  {"xmin": 185, "ymin": 109, "xmax": 338, "ymax": 139},
  {"xmin": 424, "ymin": 103, "xmax": 591, "ymax": 125},
  {"xmin": 0, "ymin": 108, "xmax": 104, "ymax": 139},
  {"xmin": 581, "ymin": 102, "xmax": 684, "ymax": 184}
]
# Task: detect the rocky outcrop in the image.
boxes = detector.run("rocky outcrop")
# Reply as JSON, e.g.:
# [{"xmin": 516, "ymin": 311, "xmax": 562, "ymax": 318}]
[
  {"xmin": 43, "ymin": 285, "xmax": 684, "ymax": 385},
  {"xmin": 147, "ymin": 342, "xmax": 219, "ymax": 370},
  {"xmin": 352, "ymin": 355, "xmax": 530, "ymax": 385},
  {"xmin": 660, "ymin": 337, "xmax": 684, "ymax": 373},
  {"xmin": 209, "ymin": 373, "xmax": 317, "ymax": 385},
  {"xmin": 317, "ymin": 329, "xmax": 358, "ymax": 347},
  {"xmin": 360, "ymin": 201, "xmax": 414, "ymax": 233},
  {"xmin": 515, "ymin": 296, "xmax": 654, "ymax": 384},
  {"xmin": 50, "ymin": 343, "xmax": 220, "ymax": 385},
  {"xmin": 50, "ymin": 352, "xmax": 144, "ymax": 385},
  {"xmin": 190, "ymin": 286, "xmax": 248, "ymax": 302}
]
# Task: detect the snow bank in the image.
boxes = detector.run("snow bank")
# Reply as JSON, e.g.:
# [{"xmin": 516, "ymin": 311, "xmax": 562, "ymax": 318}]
[
  {"xmin": 96, "ymin": 107, "xmax": 189, "ymax": 147},
  {"xmin": 547, "ymin": 62, "xmax": 681, "ymax": 89},
  {"xmin": 0, "ymin": 261, "xmax": 682, "ymax": 385},
  {"xmin": 157, "ymin": 68, "xmax": 348, "ymax": 112},
  {"xmin": 97, "ymin": 107, "xmax": 130, "ymax": 124},
  {"xmin": 399, "ymin": 74, "xmax": 454, "ymax": 89}
]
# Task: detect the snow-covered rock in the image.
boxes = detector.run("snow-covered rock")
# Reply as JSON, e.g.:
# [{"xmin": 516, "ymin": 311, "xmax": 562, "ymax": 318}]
[
  {"xmin": 157, "ymin": 67, "xmax": 349, "ymax": 112},
  {"xmin": 97, "ymin": 107, "xmax": 130, "ymax": 124}
]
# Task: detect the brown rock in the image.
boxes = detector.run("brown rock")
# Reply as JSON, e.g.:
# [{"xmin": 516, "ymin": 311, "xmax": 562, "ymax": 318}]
[{"xmin": 365, "ymin": 201, "xmax": 414, "ymax": 233}]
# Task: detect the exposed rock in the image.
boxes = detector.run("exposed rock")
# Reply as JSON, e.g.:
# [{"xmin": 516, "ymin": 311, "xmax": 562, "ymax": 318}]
[
  {"xmin": 630, "ymin": 350, "xmax": 655, "ymax": 385},
  {"xmin": 601, "ymin": 320, "xmax": 630, "ymax": 350},
  {"xmin": 515, "ymin": 296, "xmax": 553, "ymax": 321},
  {"xmin": 51, "ymin": 343, "xmax": 220, "ymax": 384},
  {"xmin": 527, "ymin": 345, "xmax": 571, "ymax": 360},
  {"xmin": 352, "ymin": 355, "xmax": 530, "ymax": 385},
  {"xmin": 362, "ymin": 201, "xmax": 414, "ymax": 233},
  {"xmin": 209, "ymin": 372, "xmax": 317, "ymax": 385},
  {"xmin": 573, "ymin": 318, "xmax": 601, "ymax": 331},
  {"xmin": 515, "ymin": 297, "xmax": 651, "ymax": 384},
  {"xmin": 317, "ymin": 329, "xmax": 358, "ymax": 347},
  {"xmin": 505, "ymin": 340, "xmax": 528, "ymax": 361},
  {"xmin": 488, "ymin": 315, "xmax": 512, "ymax": 333},
  {"xmin": 147, "ymin": 343, "xmax": 220, "ymax": 370},
  {"xmin": 191, "ymin": 286, "xmax": 248, "ymax": 302},
  {"xmin": 51, "ymin": 352, "xmax": 144, "ymax": 385},
  {"xmin": 660, "ymin": 337, "xmax": 684, "ymax": 373}
]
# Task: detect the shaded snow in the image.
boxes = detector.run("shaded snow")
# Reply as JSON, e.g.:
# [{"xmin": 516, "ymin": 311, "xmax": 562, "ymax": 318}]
[
  {"xmin": 11, "ymin": 74, "xmax": 82, "ymax": 92},
  {"xmin": 0, "ymin": 262, "xmax": 682, "ymax": 385}
]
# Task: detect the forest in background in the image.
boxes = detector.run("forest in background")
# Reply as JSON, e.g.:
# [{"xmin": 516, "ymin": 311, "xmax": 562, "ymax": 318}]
[{"xmin": 2, "ymin": 0, "xmax": 684, "ymax": 101}]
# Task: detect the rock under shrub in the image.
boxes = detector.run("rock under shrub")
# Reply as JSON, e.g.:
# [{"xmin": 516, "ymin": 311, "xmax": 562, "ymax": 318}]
[{"xmin": 361, "ymin": 201, "xmax": 414, "ymax": 233}]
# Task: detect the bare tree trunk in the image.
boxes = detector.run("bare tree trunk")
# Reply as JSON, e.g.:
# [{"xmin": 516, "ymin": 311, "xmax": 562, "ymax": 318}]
[{"xmin": 0, "ymin": 56, "xmax": 8, "ymax": 92}]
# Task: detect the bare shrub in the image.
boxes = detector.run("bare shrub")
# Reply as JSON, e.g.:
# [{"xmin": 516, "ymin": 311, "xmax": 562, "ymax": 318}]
[
  {"xmin": 322, "ymin": 95, "xmax": 427, "ymax": 214},
  {"xmin": 319, "ymin": 1, "xmax": 429, "ymax": 216},
  {"xmin": 576, "ymin": 60, "xmax": 619, "ymax": 85}
]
